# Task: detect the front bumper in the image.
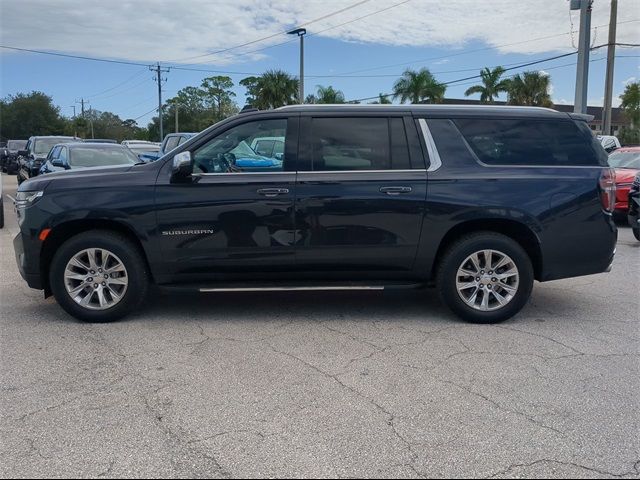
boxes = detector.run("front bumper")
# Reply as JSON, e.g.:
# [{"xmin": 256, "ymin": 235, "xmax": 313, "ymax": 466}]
[{"xmin": 13, "ymin": 231, "xmax": 43, "ymax": 289}]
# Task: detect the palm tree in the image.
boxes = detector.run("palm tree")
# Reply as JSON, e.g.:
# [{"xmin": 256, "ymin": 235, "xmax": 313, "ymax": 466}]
[
  {"xmin": 507, "ymin": 71, "xmax": 553, "ymax": 107},
  {"xmin": 247, "ymin": 70, "xmax": 298, "ymax": 109},
  {"xmin": 370, "ymin": 93, "xmax": 392, "ymax": 104},
  {"xmin": 464, "ymin": 67, "xmax": 510, "ymax": 103},
  {"xmin": 393, "ymin": 68, "xmax": 446, "ymax": 104},
  {"xmin": 313, "ymin": 85, "xmax": 346, "ymax": 104}
]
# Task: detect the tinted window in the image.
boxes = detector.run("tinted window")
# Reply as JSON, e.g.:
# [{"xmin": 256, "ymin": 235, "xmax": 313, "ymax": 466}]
[
  {"xmin": 68, "ymin": 146, "xmax": 137, "ymax": 168},
  {"xmin": 390, "ymin": 118, "xmax": 411, "ymax": 170},
  {"xmin": 164, "ymin": 136, "xmax": 181, "ymax": 152},
  {"xmin": 58, "ymin": 146, "xmax": 68, "ymax": 164},
  {"xmin": 193, "ymin": 119, "xmax": 286, "ymax": 174},
  {"xmin": 48, "ymin": 146, "xmax": 61, "ymax": 160},
  {"xmin": 254, "ymin": 140, "xmax": 275, "ymax": 157},
  {"xmin": 455, "ymin": 119, "xmax": 608, "ymax": 167},
  {"xmin": 312, "ymin": 118, "xmax": 390, "ymax": 171}
]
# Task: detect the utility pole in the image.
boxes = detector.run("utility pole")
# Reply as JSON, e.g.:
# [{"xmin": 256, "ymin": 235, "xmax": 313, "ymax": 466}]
[
  {"xmin": 572, "ymin": 0, "xmax": 593, "ymax": 114},
  {"xmin": 175, "ymin": 104, "xmax": 179, "ymax": 133},
  {"xmin": 89, "ymin": 107, "xmax": 94, "ymax": 139},
  {"xmin": 76, "ymin": 98, "xmax": 87, "ymax": 117},
  {"xmin": 602, "ymin": 0, "xmax": 617, "ymax": 135},
  {"xmin": 150, "ymin": 63, "xmax": 170, "ymax": 142},
  {"xmin": 69, "ymin": 105, "xmax": 76, "ymax": 118},
  {"xmin": 288, "ymin": 28, "xmax": 307, "ymax": 104}
]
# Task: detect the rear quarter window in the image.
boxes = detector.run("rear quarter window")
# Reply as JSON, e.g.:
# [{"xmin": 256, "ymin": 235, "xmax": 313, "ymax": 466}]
[{"xmin": 454, "ymin": 118, "xmax": 608, "ymax": 167}]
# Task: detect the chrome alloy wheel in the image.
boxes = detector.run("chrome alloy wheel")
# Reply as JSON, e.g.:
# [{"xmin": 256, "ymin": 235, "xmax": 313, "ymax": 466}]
[
  {"xmin": 63, "ymin": 248, "xmax": 128, "ymax": 310},
  {"xmin": 455, "ymin": 249, "xmax": 519, "ymax": 312}
]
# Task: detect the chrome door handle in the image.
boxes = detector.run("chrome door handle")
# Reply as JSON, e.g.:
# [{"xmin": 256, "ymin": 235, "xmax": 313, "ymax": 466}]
[
  {"xmin": 257, "ymin": 188, "xmax": 289, "ymax": 197},
  {"xmin": 379, "ymin": 186, "xmax": 412, "ymax": 195}
]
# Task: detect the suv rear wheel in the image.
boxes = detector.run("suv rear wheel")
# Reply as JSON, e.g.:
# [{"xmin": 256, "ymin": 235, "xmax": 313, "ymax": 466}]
[
  {"xmin": 49, "ymin": 230, "xmax": 149, "ymax": 322},
  {"xmin": 437, "ymin": 232, "xmax": 534, "ymax": 323}
]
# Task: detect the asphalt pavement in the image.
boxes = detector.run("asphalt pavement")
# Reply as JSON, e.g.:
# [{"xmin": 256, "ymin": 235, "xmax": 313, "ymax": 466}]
[{"xmin": 1, "ymin": 173, "xmax": 638, "ymax": 478}]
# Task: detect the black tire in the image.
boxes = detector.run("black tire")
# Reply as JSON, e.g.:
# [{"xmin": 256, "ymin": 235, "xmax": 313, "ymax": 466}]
[
  {"xmin": 633, "ymin": 227, "xmax": 640, "ymax": 242},
  {"xmin": 436, "ymin": 232, "xmax": 534, "ymax": 324},
  {"xmin": 49, "ymin": 230, "xmax": 149, "ymax": 322}
]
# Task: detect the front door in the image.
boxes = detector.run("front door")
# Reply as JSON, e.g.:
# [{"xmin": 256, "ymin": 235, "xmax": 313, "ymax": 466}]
[
  {"xmin": 154, "ymin": 115, "xmax": 298, "ymax": 283},
  {"xmin": 294, "ymin": 114, "xmax": 427, "ymax": 274}
]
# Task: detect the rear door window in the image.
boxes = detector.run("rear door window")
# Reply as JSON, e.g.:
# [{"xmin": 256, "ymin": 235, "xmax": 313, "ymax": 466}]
[
  {"xmin": 311, "ymin": 117, "xmax": 390, "ymax": 171},
  {"xmin": 454, "ymin": 118, "xmax": 608, "ymax": 167}
]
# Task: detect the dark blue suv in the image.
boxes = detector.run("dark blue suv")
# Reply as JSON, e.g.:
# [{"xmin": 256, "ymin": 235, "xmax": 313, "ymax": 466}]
[{"xmin": 13, "ymin": 105, "xmax": 617, "ymax": 324}]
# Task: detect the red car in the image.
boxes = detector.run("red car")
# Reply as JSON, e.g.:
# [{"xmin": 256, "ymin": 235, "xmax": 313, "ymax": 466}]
[{"xmin": 608, "ymin": 146, "xmax": 640, "ymax": 215}]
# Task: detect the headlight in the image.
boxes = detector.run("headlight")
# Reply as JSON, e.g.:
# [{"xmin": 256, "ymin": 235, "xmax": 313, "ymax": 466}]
[{"xmin": 15, "ymin": 191, "xmax": 44, "ymax": 209}]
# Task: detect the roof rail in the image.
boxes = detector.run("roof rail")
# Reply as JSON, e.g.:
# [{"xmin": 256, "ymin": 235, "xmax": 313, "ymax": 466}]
[
  {"xmin": 241, "ymin": 105, "xmax": 259, "ymax": 114},
  {"xmin": 567, "ymin": 112, "xmax": 595, "ymax": 122}
]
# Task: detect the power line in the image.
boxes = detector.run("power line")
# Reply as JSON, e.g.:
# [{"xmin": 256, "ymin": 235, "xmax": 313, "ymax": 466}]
[
  {"xmin": 178, "ymin": 0, "xmax": 413, "ymax": 68},
  {"xmin": 333, "ymin": 19, "xmax": 640, "ymax": 76},
  {"xmin": 346, "ymin": 43, "xmax": 638, "ymax": 103},
  {"xmin": 85, "ymin": 68, "xmax": 148, "ymax": 99},
  {"xmin": 167, "ymin": 0, "xmax": 376, "ymax": 63}
]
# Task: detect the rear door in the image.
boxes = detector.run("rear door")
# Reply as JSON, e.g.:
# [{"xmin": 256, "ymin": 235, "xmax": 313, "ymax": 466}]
[{"xmin": 294, "ymin": 113, "xmax": 427, "ymax": 273}]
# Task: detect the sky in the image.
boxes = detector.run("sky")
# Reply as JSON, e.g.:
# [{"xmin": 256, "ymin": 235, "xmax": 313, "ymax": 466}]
[{"xmin": 1, "ymin": 0, "xmax": 639, "ymax": 128}]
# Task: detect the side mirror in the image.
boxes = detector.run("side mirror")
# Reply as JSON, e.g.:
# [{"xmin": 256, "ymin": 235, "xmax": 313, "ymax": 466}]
[
  {"xmin": 52, "ymin": 159, "xmax": 65, "ymax": 168},
  {"xmin": 171, "ymin": 151, "xmax": 193, "ymax": 182}
]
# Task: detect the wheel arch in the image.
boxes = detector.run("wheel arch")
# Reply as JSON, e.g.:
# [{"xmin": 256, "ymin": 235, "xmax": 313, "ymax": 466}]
[
  {"xmin": 431, "ymin": 218, "xmax": 543, "ymax": 281},
  {"xmin": 40, "ymin": 219, "xmax": 154, "ymax": 296}
]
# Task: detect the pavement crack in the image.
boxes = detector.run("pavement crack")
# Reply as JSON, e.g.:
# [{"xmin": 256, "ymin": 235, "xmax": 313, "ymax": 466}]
[
  {"xmin": 486, "ymin": 458, "xmax": 640, "ymax": 478},
  {"xmin": 439, "ymin": 379, "xmax": 573, "ymax": 443}
]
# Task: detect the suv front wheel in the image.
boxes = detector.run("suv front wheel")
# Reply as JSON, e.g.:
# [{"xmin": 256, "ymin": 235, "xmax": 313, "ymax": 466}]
[
  {"xmin": 49, "ymin": 230, "xmax": 149, "ymax": 322},
  {"xmin": 437, "ymin": 232, "xmax": 534, "ymax": 323}
]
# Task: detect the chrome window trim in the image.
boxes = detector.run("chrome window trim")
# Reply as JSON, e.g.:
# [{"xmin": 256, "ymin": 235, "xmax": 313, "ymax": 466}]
[
  {"xmin": 191, "ymin": 171, "xmax": 293, "ymax": 177},
  {"xmin": 192, "ymin": 169, "xmax": 427, "ymax": 177},
  {"xmin": 299, "ymin": 169, "xmax": 426, "ymax": 174},
  {"xmin": 417, "ymin": 118, "xmax": 442, "ymax": 172}
]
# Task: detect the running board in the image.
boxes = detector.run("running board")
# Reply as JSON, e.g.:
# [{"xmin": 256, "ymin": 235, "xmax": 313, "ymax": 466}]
[
  {"xmin": 159, "ymin": 281, "xmax": 425, "ymax": 293},
  {"xmin": 199, "ymin": 285, "xmax": 385, "ymax": 292}
]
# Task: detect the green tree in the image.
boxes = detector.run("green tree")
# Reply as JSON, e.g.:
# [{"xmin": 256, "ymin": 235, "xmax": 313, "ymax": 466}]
[
  {"xmin": 507, "ymin": 71, "xmax": 553, "ymax": 107},
  {"xmin": 464, "ymin": 67, "xmax": 510, "ymax": 103},
  {"xmin": 0, "ymin": 91, "xmax": 64, "ymax": 140},
  {"xmin": 312, "ymin": 85, "xmax": 345, "ymax": 104},
  {"xmin": 393, "ymin": 68, "xmax": 446, "ymax": 104},
  {"xmin": 200, "ymin": 76, "xmax": 237, "ymax": 121},
  {"xmin": 239, "ymin": 76, "xmax": 261, "ymax": 106},
  {"xmin": 241, "ymin": 70, "xmax": 298, "ymax": 109},
  {"xmin": 620, "ymin": 81, "xmax": 640, "ymax": 128}
]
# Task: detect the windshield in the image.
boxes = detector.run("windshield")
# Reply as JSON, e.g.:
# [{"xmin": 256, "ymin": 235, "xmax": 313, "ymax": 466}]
[
  {"xmin": 8, "ymin": 140, "xmax": 27, "ymax": 151},
  {"xmin": 69, "ymin": 146, "xmax": 138, "ymax": 168},
  {"xmin": 34, "ymin": 138, "xmax": 74, "ymax": 155},
  {"xmin": 608, "ymin": 151, "xmax": 640, "ymax": 169}
]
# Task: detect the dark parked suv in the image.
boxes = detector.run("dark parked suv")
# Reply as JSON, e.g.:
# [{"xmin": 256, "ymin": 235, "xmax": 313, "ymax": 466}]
[
  {"xmin": 13, "ymin": 105, "xmax": 617, "ymax": 323},
  {"xmin": 17, "ymin": 136, "xmax": 78, "ymax": 184}
]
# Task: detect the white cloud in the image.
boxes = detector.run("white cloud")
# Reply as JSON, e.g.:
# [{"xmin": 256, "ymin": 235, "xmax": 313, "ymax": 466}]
[
  {"xmin": 0, "ymin": 0, "xmax": 638, "ymax": 65},
  {"xmin": 622, "ymin": 76, "xmax": 637, "ymax": 85}
]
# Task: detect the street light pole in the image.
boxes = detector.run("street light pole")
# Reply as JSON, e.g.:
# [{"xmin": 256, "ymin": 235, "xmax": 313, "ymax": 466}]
[
  {"xmin": 175, "ymin": 104, "xmax": 179, "ymax": 133},
  {"xmin": 572, "ymin": 0, "xmax": 593, "ymax": 114},
  {"xmin": 288, "ymin": 28, "xmax": 307, "ymax": 104}
]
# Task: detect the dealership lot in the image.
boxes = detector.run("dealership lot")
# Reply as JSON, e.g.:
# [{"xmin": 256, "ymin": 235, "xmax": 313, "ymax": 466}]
[{"xmin": 0, "ymin": 173, "xmax": 638, "ymax": 478}]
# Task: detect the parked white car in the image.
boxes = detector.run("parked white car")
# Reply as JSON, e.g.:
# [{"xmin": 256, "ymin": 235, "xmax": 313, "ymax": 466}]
[{"xmin": 597, "ymin": 135, "xmax": 621, "ymax": 154}]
